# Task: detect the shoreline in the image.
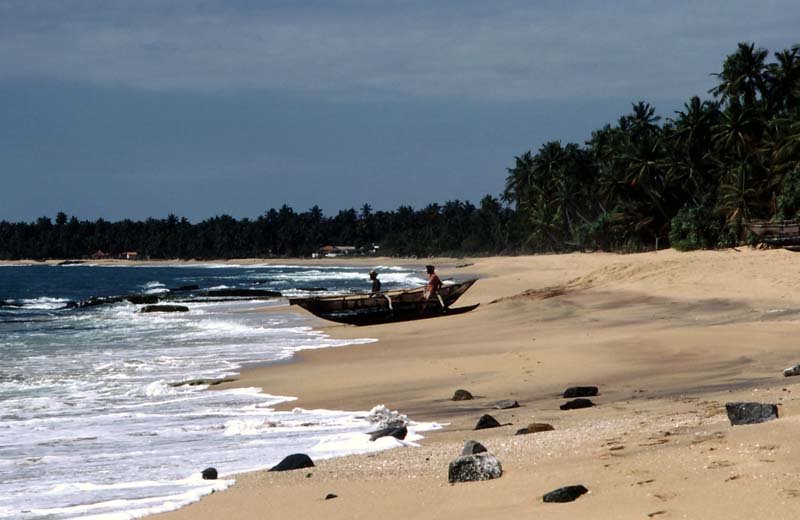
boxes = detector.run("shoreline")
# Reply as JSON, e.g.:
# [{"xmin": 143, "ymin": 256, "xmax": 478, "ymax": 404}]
[{"xmin": 154, "ymin": 249, "xmax": 800, "ymax": 519}]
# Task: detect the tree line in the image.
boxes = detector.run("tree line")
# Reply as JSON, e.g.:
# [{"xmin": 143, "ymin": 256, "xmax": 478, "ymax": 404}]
[
  {"xmin": 0, "ymin": 200, "xmax": 517, "ymax": 259},
  {"xmin": 1, "ymin": 41, "xmax": 798, "ymax": 260}
]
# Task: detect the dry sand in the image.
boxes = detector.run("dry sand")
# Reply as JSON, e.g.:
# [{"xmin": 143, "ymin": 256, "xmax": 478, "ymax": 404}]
[{"xmin": 153, "ymin": 249, "xmax": 800, "ymax": 519}]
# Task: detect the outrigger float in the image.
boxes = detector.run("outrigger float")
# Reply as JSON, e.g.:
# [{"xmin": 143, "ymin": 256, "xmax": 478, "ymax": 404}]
[{"xmin": 289, "ymin": 279, "xmax": 478, "ymax": 326}]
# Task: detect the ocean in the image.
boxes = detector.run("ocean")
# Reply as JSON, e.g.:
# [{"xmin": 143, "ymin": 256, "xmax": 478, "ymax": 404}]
[{"xmin": 0, "ymin": 263, "xmax": 434, "ymax": 519}]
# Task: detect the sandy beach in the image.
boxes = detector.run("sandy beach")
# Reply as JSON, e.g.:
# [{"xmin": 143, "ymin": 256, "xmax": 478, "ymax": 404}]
[{"xmin": 152, "ymin": 249, "xmax": 800, "ymax": 519}]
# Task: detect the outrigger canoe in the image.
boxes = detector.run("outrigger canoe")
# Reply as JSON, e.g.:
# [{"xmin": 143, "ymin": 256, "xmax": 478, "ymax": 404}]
[{"xmin": 289, "ymin": 279, "xmax": 478, "ymax": 326}]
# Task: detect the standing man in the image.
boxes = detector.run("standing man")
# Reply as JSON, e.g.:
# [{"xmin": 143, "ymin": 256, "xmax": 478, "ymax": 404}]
[{"xmin": 421, "ymin": 265, "xmax": 445, "ymax": 313}]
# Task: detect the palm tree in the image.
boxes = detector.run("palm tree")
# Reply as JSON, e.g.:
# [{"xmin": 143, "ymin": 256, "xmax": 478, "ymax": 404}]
[
  {"xmin": 710, "ymin": 42, "xmax": 769, "ymax": 108},
  {"xmin": 666, "ymin": 96, "xmax": 721, "ymax": 200},
  {"xmin": 503, "ymin": 151, "xmax": 536, "ymax": 207},
  {"xmin": 765, "ymin": 46, "xmax": 800, "ymax": 113}
]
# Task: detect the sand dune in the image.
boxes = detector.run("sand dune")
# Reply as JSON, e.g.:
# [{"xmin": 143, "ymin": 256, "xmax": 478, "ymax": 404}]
[{"xmin": 153, "ymin": 249, "xmax": 800, "ymax": 519}]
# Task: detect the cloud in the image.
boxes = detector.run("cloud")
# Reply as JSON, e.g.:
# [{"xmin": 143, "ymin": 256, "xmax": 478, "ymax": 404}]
[{"xmin": 0, "ymin": 0, "xmax": 798, "ymax": 102}]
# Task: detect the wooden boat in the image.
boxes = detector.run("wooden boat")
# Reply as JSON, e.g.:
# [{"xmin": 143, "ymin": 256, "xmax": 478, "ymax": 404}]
[
  {"xmin": 289, "ymin": 279, "xmax": 478, "ymax": 325},
  {"xmin": 746, "ymin": 220, "xmax": 800, "ymax": 237}
]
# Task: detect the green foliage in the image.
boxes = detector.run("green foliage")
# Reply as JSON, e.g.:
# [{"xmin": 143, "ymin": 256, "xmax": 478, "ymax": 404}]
[
  {"xmin": 669, "ymin": 204, "xmax": 722, "ymax": 251},
  {"xmin": 777, "ymin": 168, "xmax": 800, "ymax": 220}
]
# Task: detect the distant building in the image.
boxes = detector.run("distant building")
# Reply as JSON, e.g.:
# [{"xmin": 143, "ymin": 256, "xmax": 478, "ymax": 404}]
[
  {"xmin": 122, "ymin": 252, "xmax": 139, "ymax": 260},
  {"xmin": 90, "ymin": 250, "xmax": 109, "ymax": 260},
  {"xmin": 317, "ymin": 245, "xmax": 357, "ymax": 257}
]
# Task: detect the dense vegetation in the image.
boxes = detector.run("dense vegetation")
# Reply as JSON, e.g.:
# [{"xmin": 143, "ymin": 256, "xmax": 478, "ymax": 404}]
[
  {"xmin": 1, "ymin": 42, "xmax": 799, "ymax": 260},
  {"xmin": 504, "ymin": 42, "xmax": 800, "ymax": 252}
]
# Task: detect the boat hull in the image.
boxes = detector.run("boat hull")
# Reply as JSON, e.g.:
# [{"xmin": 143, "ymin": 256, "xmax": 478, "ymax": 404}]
[{"xmin": 289, "ymin": 279, "xmax": 478, "ymax": 325}]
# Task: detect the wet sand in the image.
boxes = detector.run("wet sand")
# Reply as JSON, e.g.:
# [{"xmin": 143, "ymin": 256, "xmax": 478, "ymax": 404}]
[{"xmin": 154, "ymin": 249, "xmax": 800, "ymax": 519}]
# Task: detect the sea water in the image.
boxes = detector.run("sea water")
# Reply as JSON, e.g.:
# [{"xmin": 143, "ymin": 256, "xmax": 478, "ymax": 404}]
[{"xmin": 0, "ymin": 264, "xmax": 431, "ymax": 519}]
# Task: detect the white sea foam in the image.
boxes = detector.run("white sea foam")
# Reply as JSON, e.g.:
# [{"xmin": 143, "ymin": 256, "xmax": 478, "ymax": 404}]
[{"xmin": 17, "ymin": 297, "xmax": 72, "ymax": 310}]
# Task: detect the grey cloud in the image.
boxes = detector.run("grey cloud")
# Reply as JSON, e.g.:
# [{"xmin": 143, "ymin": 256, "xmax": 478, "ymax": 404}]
[{"xmin": 0, "ymin": 0, "xmax": 798, "ymax": 101}]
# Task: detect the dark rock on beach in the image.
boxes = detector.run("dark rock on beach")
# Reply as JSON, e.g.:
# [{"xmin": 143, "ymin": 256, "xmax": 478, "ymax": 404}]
[
  {"xmin": 474, "ymin": 414, "xmax": 501, "ymax": 430},
  {"xmin": 269, "ymin": 453, "xmax": 315, "ymax": 472},
  {"xmin": 369, "ymin": 425, "xmax": 408, "ymax": 441},
  {"xmin": 783, "ymin": 364, "xmax": 800, "ymax": 377},
  {"xmin": 168, "ymin": 377, "xmax": 238, "ymax": 387},
  {"xmin": 516, "ymin": 423, "xmax": 554, "ymax": 435},
  {"xmin": 141, "ymin": 305, "xmax": 190, "ymax": 313},
  {"xmin": 325, "ymin": 493, "xmax": 338, "ymax": 500},
  {"xmin": 461, "ymin": 440, "xmax": 488, "ymax": 455},
  {"xmin": 560, "ymin": 398, "xmax": 595, "ymax": 410},
  {"xmin": 563, "ymin": 386, "xmax": 599, "ymax": 398},
  {"xmin": 493, "ymin": 399, "xmax": 520, "ymax": 409},
  {"xmin": 448, "ymin": 453, "xmax": 503, "ymax": 483},
  {"xmin": 452, "ymin": 389, "xmax": 474, "ymax": 401},
  {"xmin": 543, "ymin": 485, "xmax": 589, "ymax": 503},
  {"xmin": 201, "ymin": 467, "xmax": 218, "ymax": 480},
  {"xmin": 725, "ymin": 402, "xmax": 779, "ymax": 425}
]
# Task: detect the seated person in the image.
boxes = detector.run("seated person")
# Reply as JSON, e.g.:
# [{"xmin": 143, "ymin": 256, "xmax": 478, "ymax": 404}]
[{"xmin": 369, "ymin": 270, "xmax": 382, "ymax": 293}]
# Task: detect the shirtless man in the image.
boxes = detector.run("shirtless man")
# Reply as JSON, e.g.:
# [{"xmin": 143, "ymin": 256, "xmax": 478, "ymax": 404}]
[{"xmin": 421, "ymin": 265, "xmax": 444, "ymax": 313}]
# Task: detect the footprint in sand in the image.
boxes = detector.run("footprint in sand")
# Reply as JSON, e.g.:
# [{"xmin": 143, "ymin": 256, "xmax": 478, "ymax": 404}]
[
  {"xmin": 705, "ymin": 460, "xmax": 733, "ymax": 470},
  {"xmin": 779, "ymin": 489, "xmax": 800, "ymax": 499},
  {"xmin": 651, "ymin": 492, "xmax": 677, "ymax": 502}
]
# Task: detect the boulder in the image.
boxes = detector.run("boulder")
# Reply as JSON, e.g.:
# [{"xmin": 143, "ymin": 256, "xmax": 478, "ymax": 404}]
[
  {"xmin": 200, "ymin": 289, "xmax": 282, "ymax": 298},
  {"xmin": 452, "ymin": 389, "xmax": 474, "ymax": 401},
  {"xmin": 474, "ymin": 414, "xmax": 501, "ymax": 430},
  {"xmin": 448, "ymin": 453, "xmax": 503, "ymax": 483},
  {"xmin": 515, "ymin": 423, "xmax": 554, "ymax": 435},
  {"xmin": 170, "ymin": 284, "xmax": 199, "ymax": 292},
  {"xmin": 560, "ymin": 398, "xmax": 595, "ymax": 410},
  {"xmin": 124, "ymin": 294, "xmax": 160, "ymax": 305},
  {"xmin": 168, "ymin": 377, "xmax": 237, "ymax": 387},
  {"xmin": 269, "ymin": 453, "xmax": 315, "ymax": 472},
  {"xmin": 78, "ymin": 296, "xmax": 124, "ymax": 308},
  {"xmin": 563, "ymin": 386, "xmax": 599, "ymax": 398},
  {"xmin": 461, "ymin": 440, "xmax": 488, "ymax": 455},
  {"xmin": 325, "ymin": 493, "xmax": 338, "ymax": 500},
  {"xmin": 493, "ymin": 399, "xmax": 520, "ymax": 409},
  {"xmin": 542, "ymin": 485, "xmax": 589, "ymax": 503},
  {"xmin": 141, "ymin": 305, "xmax": 190, "ymax": 313},
  {"xmin": 783, "ymin": 365, "xmax": 800, "ymax": 377},
  {"xmin": 725, "ymin": 402, "xmax": 778, "ymax": 425},
  {"xmin": 369, "ymin": 425, "xmax": 408, "ymax": 441},
  {"xmin": 201, "ymin": 467, "xmax": 218, "ymax": 480}
]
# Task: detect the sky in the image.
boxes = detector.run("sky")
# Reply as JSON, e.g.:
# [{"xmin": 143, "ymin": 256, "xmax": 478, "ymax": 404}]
[{"xmin": 1, "ymin": 0, "xmax": 798, "ymax": 222}]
